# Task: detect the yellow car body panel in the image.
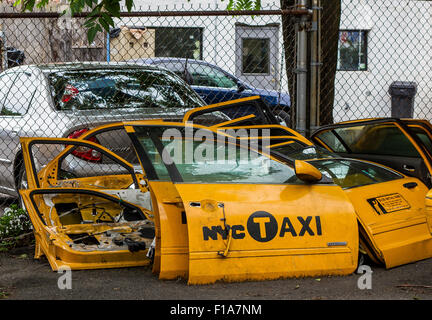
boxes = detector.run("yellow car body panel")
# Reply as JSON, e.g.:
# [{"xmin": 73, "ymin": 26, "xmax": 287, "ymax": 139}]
[
  {"xmin": 17, "ymin": 116, "xmax": 432, "ymax": 283},
  {"xmin": 148, "ymin": 180, "xmax": 189, "ymax": 280},
  {"xmin": 343, "ymin": 177, "xmax": 432, "ymax": 268},
  {"xmin": 176, "ymin": 183, "xmax": 358, "ymax": 284},
  {"xmin": 19, "ymin": 188, "xmax": 153, "ymax": 271},
  {"xmin": 182, "ymin": 96, "xmax": 261, "ymax": 123}
]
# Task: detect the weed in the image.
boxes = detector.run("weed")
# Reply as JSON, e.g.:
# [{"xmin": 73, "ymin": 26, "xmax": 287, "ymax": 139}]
[{"xmin": 0, "ymin": 204, "xmax": 32, "ymax": 251}]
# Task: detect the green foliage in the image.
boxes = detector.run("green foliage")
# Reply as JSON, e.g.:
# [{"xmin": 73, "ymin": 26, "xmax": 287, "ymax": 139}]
[
  {"xmin": 0, "ymin": 204, "xmax": 32, "ymax": 251},
  {"xmin": 0, "ymin": 289, "xmax": 9, "ymax": 299},
  {"xmin": 226, "ymin": 0, "xmax": 261, "ymax": 11},
  {"xmin": 16, "ymin": 0, "xmax": 262, "ymax": 43}
]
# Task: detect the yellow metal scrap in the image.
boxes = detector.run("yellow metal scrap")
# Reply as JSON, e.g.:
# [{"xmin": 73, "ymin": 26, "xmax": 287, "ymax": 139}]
[{"xmin": 17, "ymin": 113, "xmax": 432, "ymax": 284}]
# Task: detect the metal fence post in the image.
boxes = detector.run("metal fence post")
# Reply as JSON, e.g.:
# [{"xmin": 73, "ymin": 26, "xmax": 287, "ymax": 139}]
[
  {"xmin": 295, "ymin": 0, "xmax": 309, "ymax": 136},
  {"xmin": 0, "ymin": 30, "xmax": 7, "ymax": 71},
  {"xmin": 309, "ymin": 0, "xmax": 321, "ymax": 134}
]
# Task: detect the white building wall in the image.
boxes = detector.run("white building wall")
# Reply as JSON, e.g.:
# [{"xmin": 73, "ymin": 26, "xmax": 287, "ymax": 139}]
[
  {"xmin": 120, "ymin": 0, "xmax": 432, "ymax": 122},
  {"xmin": 335, "ymin": 0, "xmax": 432, "ymax": 122}
]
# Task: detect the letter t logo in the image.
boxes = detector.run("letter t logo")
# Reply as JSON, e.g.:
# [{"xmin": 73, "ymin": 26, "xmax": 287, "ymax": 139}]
[{"xmin": 253, "ymin": 217, "xmax": 270, "ymax": 239}]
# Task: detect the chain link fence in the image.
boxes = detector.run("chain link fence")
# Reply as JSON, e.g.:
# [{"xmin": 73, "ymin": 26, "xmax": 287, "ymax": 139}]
[
  {"xmin": 0, "ymin": 0, "xmax": 430, "ymax": 213},
  {"xmin": 0, "ymin": 2, "xmax": 299, "ymax": 215},
  {"xmin": 329, "ymin": 0, "xmax": 432, "ymax": 124}
]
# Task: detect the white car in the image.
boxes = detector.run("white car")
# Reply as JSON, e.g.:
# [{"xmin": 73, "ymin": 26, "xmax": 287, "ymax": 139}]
[{"xmin": 0, "ymin": 61, "xmax": 205, "ymax": 199}]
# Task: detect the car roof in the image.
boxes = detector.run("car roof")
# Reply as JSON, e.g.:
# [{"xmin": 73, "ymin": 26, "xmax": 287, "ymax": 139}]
[
  {"xmin": 136, "ymin": 57, "xmax": 221, "ymax": 69},
  {"xmin": 140, "ymin": 57, "xmax": 202, "ymax": 63},
  {"xmin": 137, "ymin": 57, "xmax": 241, "ymax": 81},
  {"xmin": 7, "ymin": 61, "xmax": 165, "ymax": 74}
]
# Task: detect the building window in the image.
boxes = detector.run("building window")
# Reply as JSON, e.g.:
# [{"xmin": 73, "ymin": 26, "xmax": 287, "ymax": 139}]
[
  {"xmin": 154, "ymin": 27, "xmax": 203, "ymax": 60},
  {"xmin": 242, "ymin": 38, "xmax": 270, "ymax": 74},
  {"xmin": 337, "ymin": 30, "xmax": 368, "ymax": 71}
]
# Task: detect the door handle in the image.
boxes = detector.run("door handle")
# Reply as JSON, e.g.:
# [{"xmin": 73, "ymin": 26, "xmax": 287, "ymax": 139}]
[
  {"xmin": 403, "ymin": 182, "xmax": 418, "ymax": 189},
  {"xmin": 189, "ymin": 201, "xmax": 201, "ymax": 208},
  {"xmin": 162, "ymin": 198, "xmax": 184, "ymax": 208},
  {"xmin": 403, "ymin": 165, "xmax": 415, "ymax": 172}
]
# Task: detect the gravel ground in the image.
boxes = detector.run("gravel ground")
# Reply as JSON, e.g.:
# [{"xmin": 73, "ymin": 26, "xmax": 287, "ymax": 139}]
[{"xmin": 1, "ymin": 244, "xmax": 432, "ymax": 301}]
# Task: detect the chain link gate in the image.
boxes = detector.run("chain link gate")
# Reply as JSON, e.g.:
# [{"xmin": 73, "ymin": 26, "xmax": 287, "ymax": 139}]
[{"xmin": 0, "ymin": 0, "xmax": 430, "ymax": 217}]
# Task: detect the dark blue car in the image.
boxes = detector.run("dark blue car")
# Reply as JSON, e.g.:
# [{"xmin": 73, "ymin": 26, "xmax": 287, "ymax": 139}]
[{"xmin": 132, "ymin": 57, "xmax": 291, "ymax": 124}]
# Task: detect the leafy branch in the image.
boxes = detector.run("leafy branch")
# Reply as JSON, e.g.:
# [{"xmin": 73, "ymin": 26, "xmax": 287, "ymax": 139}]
[{"xmin": 15, "ymin": 0, "xmax": 261, "ymax": 43}]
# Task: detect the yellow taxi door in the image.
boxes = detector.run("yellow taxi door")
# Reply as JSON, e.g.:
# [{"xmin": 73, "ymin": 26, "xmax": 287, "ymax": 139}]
[
  {"xmin": 174, "ymin": 183, "xmax": 359, "ymax": 284},
  {"xmin": 311, "ymin": 119, "xmax": 432, "ymax": 187},
  {"xmin": 126, "ymin": 123, "xmax": 357, "ymax": 285},
  {"xmin": 343, "ymin": 176, "xmax": 432, "ymax": 268}
]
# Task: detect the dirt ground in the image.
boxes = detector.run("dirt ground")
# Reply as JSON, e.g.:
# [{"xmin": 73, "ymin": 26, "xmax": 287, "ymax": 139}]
[{"xmin": 1, "ymin": 244, "xmax": 432, "ymax": 301}]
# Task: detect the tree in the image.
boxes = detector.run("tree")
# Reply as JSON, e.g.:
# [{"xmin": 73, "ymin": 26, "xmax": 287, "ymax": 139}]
[
  {"xmin": 280, "ymin": 0, "xmax": 340, "ymax": 126},
  {"xmin": 16, "ymin": 0, "xmax": 341, "ymax": 126}
]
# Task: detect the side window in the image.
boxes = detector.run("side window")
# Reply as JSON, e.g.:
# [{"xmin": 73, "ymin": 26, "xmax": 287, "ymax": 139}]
[
  {"xmin": 0, "ymin": 73, "xmax": 18, "ymax": 113},
  {"xmin": 156, "ymin": 61, "xmax": 188, "ymax": 82},
  {"xmin": 315, "ymin": 130, "xmax": 348, "ymax": 153},
  {"xmin": 89, "ymin": 128, "xmax": 139, "ymax": 165},
  {"xmin": 333, "ymin": 124, "xmax": 420, "ymax": 157},
  {"xmin": 28, "ymin": 141, "xmax": 136, "ymax": 190},
  {"xmin": 156, "ymin": 61, "xmax": 185, "ymax": 75},
  {"xmin": 188, "ymin": 63, "xmax": 237, "ymax": 88},
  {"xmin": 2, "ymin": 72, "xmax": 36, "ymax": 116},
  {"xmin": 408, "ymin": 126, "xmax": 432, "ymax": 156}
]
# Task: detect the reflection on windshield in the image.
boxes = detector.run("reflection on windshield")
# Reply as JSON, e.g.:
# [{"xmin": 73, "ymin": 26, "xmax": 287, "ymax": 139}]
[
  {"xmin": 49, "ymin": 68, "xmax": 204, "ymax": 111},
  {"xmin": 272, "ymin": 143, "xmax": 337, "ymax": 160}
]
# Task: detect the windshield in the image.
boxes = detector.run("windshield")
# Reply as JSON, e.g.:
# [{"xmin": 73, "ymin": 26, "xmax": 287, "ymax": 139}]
[
  {"xmin": 48, "ymin": 68, "xmax": 204, "ymax": 111},
  {"xmin": 134, "ymin": 126, "xmax": 303, "ymax": 184}
]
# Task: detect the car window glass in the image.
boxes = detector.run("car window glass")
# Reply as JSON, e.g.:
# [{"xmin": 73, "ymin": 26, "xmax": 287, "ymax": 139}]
[
  {"xmin": 310, "ymin": 159, "xmax": 402, "ymax": 189},
  {"xmin": 186, "ymin": 101, "xmax": 272, "ymax": 126},
  {"xmin": 138, "ymin": 136, "xmax": 171, "ymax": 180},
  {"xmin": 0, "ymin": 72, "xmax": 18, "ymax": 114},
  {"xmin": 3, "ymin": 72, "xmax": 36, "ymax": 116},
  {"xmin": 135, "ymin": 126, "xmax": 302, "ymax": 184},
  {"xmin": 154, "ymin": 61, "xmax": 185, "ymax": 73},
  {"xmin": 314, "ymin": 130, "xmax": 348, "ymax": 153},
  {"xmin": 408, "ymin": 126, "xmax": 432, "ymax": 156},
  {"xmin": 188, "ymin": 63, "xmax": 237, "ymax": 88},
  {"xmin": 332, "ymin": 124, "xmax": 420, "ymax": 157},
  {"xmin": 48, "ymin": 68, "xmax": 203, "ymax": 111},
  {"xmin": 152, "ymin": 61, "xmax": 191, "ymax": 84}
]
